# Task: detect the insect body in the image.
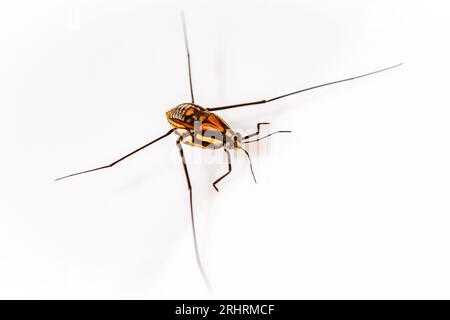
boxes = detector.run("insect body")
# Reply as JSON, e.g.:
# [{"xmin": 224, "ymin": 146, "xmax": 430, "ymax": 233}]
[
  {"xmin": 56, "ymin": 12, "xmax": 402, "ymax": 291},
  {"xmin": 166, "ymin": 103, "xmax": 241, "ymax": 150}
]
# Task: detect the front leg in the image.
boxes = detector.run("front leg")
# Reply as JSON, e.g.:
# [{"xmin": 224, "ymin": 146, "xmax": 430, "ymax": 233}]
[
  {"xmin": 176, "ymin": 137, "xmax": 211, "ymax": 291},
  {"xmin": 243, "ymin": 122, "xmax": 270, "ymax": 140},
  {"xmin": 212, "ymin": 148, "xmax": 232, "ymax": 192}
]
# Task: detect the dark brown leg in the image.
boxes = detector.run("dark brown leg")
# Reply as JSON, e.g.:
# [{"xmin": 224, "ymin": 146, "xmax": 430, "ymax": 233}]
[
  {"xmin": 181, "ymin": 12, "xmax": 195, "ymax": 103},
  {"xmin": 176, "ymin": 137, "xmax": 211, "ymax": 291},
  {"xmin": 55, "ymin": 129, "xmax": 175, "ymax": 181},
  {"xmin": 207, "ymin": 64, "xmax": 402, "ymax": 112}
]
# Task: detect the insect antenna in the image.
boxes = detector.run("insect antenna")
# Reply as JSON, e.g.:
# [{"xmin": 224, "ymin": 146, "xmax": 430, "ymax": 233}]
[
  {"xmin": 208, "ymin": 63, "xmax": 403, "ymax": 112},
  {"xmin": 55, "ymin": 129, "xmax": 175, "ymax": 181},
  {"xmin": 243, "ymin": 130, "xmax": 292, "ymax": 144},
  {"xmin": 181, "ymin": 11, "xmax": 195, "ymax": 103},
  {"xmin": 239, "ymin": 147, "xmax": 257, "ymax": 184}
]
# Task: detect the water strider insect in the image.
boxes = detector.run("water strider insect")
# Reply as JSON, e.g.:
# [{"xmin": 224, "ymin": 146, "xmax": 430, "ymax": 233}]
[{"xmin": 56, "ymin": 13, "xmax": 402, "ymax": 290}]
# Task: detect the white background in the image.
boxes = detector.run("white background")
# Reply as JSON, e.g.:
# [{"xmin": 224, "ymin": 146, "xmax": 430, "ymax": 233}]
[{"xmin": 1, "ymin": 0, "xmax": 449, "ymax": 299}]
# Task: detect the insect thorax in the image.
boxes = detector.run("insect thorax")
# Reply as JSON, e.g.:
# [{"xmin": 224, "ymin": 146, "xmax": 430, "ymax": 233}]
[{"xmin": 166, "ymin": 103, "xmax": 237, "ymax": 149}]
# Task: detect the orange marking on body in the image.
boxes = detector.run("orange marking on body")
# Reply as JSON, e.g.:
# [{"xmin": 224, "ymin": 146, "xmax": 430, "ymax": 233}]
[
  {"xmin": 208, "ymin": 115, "xmax": 224, "ymax": 131},
  {"xmin": 169, "ymin": 118, "xmax": 194, "ymax": 130},
  {"xmin": 185, "ymin": 107, "xmax": 195, "ymax": 116}
]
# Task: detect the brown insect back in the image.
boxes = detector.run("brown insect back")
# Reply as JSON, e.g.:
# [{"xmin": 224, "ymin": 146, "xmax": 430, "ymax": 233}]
[{"xmin": 166, "ymin": 103, "xmax": 237, "ymax": 150}]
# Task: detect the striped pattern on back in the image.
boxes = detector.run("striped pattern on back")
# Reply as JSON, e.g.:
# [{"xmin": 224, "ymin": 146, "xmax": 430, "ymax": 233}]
[{"xmin": 166, "ymin": 103, "xmax": 235, "ymax": 150}]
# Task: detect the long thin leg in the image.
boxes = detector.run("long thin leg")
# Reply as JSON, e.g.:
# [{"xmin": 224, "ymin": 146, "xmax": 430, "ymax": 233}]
[
  {"xmin": 244, "ymin": 131, "xmax": 291, "ymax": 144},
  {"xmin": 181, "ymin": 12, "xmax": 195, "ymax": 103},
  {"xmin": 176, "ymin": 137, "xmax": 211, "ymax": 291},
  {"xmin": 208, "ymin": 63, "xmax": 402, "ymax": 112},
  {"xmin": 55, "ymin": 129, "xmax": 175, "ymax": 181},
  {"xmin": 212, "ymin": 148, "xmax": 232, "ymax": 192}
]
